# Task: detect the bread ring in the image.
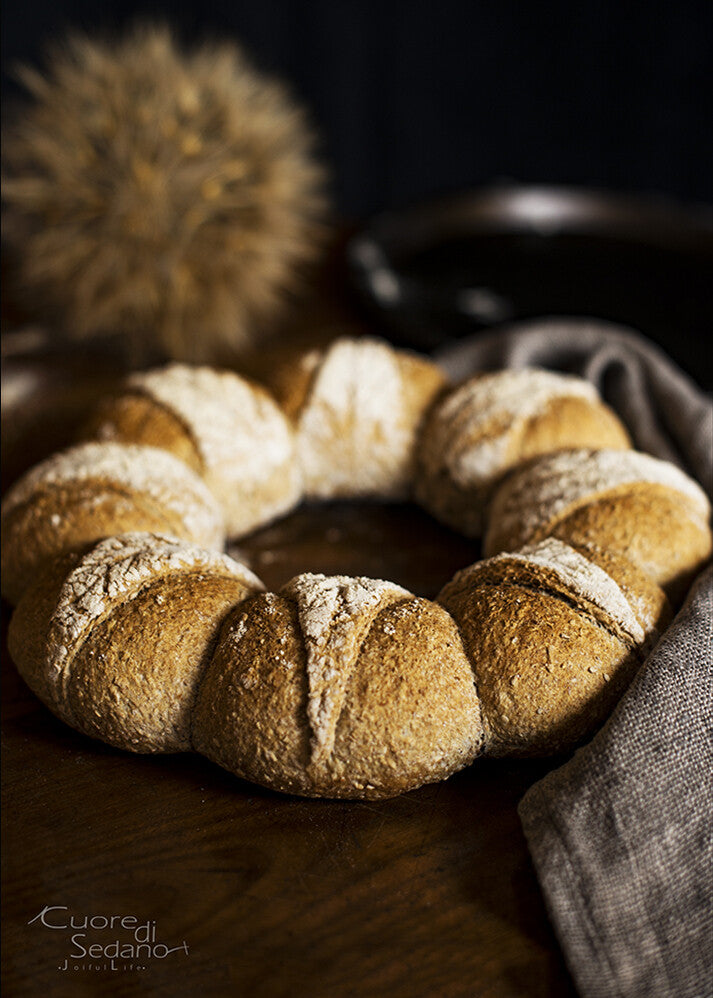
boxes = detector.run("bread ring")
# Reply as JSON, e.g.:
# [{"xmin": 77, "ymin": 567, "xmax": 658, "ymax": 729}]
[{"xmin": 3, "ymin": 339, "xmax": 709, "ymax": 799}]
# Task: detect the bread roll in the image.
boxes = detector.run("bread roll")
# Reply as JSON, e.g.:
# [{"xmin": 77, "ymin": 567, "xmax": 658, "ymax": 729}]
[
  {"xmin": 485, "ymin": 448, "xmax": 712, "ymax": 604},
  {"xmin": 1, "ymin": 442, "xmax": 224, "ymax": 605},
  {"xmin": 83, "ymin": 363, "xmax": 302, "ymax": 537},
  {"xmin": 416, "ymin": 368, "xmax": 630, "ymax": 537},
  {"xmin": 439, "ymin": 538, "xmax": 669, "ymax": 757},
  {"xmin": 8, "ymin": 533, "xmax": 263, "ymax": 752},
  {"xmin": 268, "ymin": 337, "xmax": 446, "ymax": 500},
  {"xmin": 193, "ymin": 573, "xmax": 483, "ymax": 798}
]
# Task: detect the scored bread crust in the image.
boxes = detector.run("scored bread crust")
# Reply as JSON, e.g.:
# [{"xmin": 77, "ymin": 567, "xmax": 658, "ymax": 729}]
[
  {"xmin": 0, "ymin": 443, "xmax": 225, "ymax": 605},
  {"xmin": 438, "ymin": 538, "xmax": 670, "ymax": 757},
  {"xmin": 8, "ymin": 534, "xmax": 263, "ymax": 752},
  {"xmin": 192, "ymin": 573, "xmax": 484, "ymax": 799},
  {"xmin": 416, "ymin": 368, "xmax": 631, "ymax": 538},
  {"xmin": 82, "ymin": 363, "xmax": 303, "ymax": 538},
  {"xmin": 562, "ymin": 541, "xmax": 672, "ymax": 638},
  {"xmin": 485, "ymin": 448, "xmax": 712, "ymax": 604},
  {"xmin": 268, "ymin": 337, "xmax": 447, "ymax": 501}
]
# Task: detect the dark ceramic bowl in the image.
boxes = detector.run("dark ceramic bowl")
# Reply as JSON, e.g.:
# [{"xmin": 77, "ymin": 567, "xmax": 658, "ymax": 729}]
[{"xmin": 347, "ymin": 184, "xmax": 713, "ymax": 387}]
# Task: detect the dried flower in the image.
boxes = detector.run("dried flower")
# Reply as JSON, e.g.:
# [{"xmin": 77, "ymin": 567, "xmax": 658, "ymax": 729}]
[{"xmin": 2, "ymin": 24, "xmax": 327, "ymax": 361}]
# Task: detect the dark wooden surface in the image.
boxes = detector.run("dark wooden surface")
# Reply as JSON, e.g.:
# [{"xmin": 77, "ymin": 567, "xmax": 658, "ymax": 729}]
[{"xmin": 1, "ymin": 308, "xmax": 577, "ymax": 998}]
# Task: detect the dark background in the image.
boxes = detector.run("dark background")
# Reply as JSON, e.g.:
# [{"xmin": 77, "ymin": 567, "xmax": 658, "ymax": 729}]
[
  {"xmin": 3, "ymin": 1, "xmax": 712, "ymax": 386},
  {"xmin": 3, "ymin": 0, "xmax": 713, "ymax": 215}
]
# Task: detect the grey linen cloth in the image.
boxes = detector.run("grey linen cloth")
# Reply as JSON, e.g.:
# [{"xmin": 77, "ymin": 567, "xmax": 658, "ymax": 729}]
[{"xmin": 435, "ymin": 318, "xmax": 713, "ymax": 998}]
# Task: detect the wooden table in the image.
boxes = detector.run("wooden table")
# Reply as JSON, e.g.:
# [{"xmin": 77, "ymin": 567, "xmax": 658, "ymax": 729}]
[{"xmin": 1, "ymin": 298, "xmax": 577, "ymax": 997}]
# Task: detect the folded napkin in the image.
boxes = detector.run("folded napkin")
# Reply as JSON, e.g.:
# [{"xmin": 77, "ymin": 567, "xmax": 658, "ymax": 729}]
[{"xmin": 436, "ymin": 318, "xmax": 713, "ymax": 998}]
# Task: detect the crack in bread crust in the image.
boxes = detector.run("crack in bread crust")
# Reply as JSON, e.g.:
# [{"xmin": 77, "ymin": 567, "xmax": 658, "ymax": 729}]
[
  {"xmin": 281, "ymin": 573, "xmax": 411, "ymax": 769},
  {"xmin": 483, "ymin": 578, "xmax": 645, "ymax": 655},
  {"xmin": 47, "ymin": 534, "xmax": 263, "ymax": 723}
]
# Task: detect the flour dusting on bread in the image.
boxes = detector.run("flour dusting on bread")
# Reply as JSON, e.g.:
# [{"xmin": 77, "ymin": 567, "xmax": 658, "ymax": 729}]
[
  {"xmin": 501, "ymin": 538, "xmax": 645, "ymax": 644},
  {"xmin": 1, "ymin": 442, "xmax": 225, "ymax": 547},
  {"xmin": 295, "ymin": 339, "xmax": 409, "ymax": 497},
  {"xmin": 491, "ymin": 448, "xmax": 711, "ymax": 546},
  {"xmin": 434, "ymin": 369, "xmax": 599, "ymax": 486},
  {"xmin": 48, "ymin": 533, "xmax": 262, "ymax": 714},
  {"xmin": 282, "ymin": 573, "xmax": 410, "ymax": 764},
  {"xmin": 128, "ymin": 364, "xmax": 295, "ymax": 479}
]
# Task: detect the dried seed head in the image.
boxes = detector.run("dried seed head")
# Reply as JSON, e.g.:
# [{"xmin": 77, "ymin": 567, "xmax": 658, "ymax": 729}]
[{"xmin": 2, "ymin": 24, "xmax": 328, "ymax": 361}]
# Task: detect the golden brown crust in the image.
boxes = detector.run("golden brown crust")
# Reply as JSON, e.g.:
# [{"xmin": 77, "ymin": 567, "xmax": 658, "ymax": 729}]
[
  {"xmin": 3, "ymin": 487, "xmax": 151, "ymax": 606},
  {"xmin": 0, "ymin": 444, "xmax": 225, "ymax": 606},
  {"xmin": 442, "ymin": 578, "xmax": 638, "ymax": 757},
  {"xmin": 395, "ymin": 352, "xmax": 450, "ymax": 488},
  {"xmin": 518, "ymin": 395, "xmax": 630, "ymax": 460},
  {"xmin": 8, "ymin": 551, "xmax": 86, "ymax": 723},
  {"xmin": 438, "ymin": 543, "xmax": 665, "ymax": 757},
  {"xmin": 563, "ymin": 541, "xmax": 672, "ymax": 638},
  {"xmin": 81, "ymin": 394, "xmax": 203, "ymax": 473},
  {"xmin": 267, "ymin": 347, "xmax": 321, "ymax": 422},
  {"xmin": 548, "ymin": 488, "xmax": 712, "ymax": 606},
  {"xmin": 271, "ymin": 338, "xmax": 447, "ymax": 501},
  {"xmin": 326, "ymin": 597, "xmax": 483, "ymax": 797},
  {"xmin": 416, "ymin": 372, "xmax": 631, "ymax": 539},
  {"xmin": 193, "ymin": 585, "xmax": 483, "ymax": 799},
  {"xmin": 192, "ymin": 593, "xmax": 312, "ymax": 792},
  {"xmin": 67, "ymin": 572, "xmax": 253, "ymax": 753},
  {"xmin": 8, "ymin": 534, "xmax": 262, "ymax": 751},
  {"xmin": 81, "ymin": 364, "xmax": 303, "ymax": 538},
  {"xmin": 1, "ymin": 483, "xmax": 210, "ymax": 607},
  {"xmin": 485, "ymin": 448, "xmax": 712, "ymax": 607},
  {"xmin": 395, "ymin": 351, "xmax": 449, "ymax": 420}
]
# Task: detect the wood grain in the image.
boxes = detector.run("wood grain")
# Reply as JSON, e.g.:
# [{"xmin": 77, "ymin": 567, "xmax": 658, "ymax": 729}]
[{"xmin": 2, "ymin": 500, "xmax": 576, "ymax": 998}]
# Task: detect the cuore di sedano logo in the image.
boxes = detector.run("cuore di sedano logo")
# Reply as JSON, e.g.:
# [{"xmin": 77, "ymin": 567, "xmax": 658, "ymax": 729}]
[{"xmin": 28, "ymin": 905, "xmax": 190, "ymax": 972}]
